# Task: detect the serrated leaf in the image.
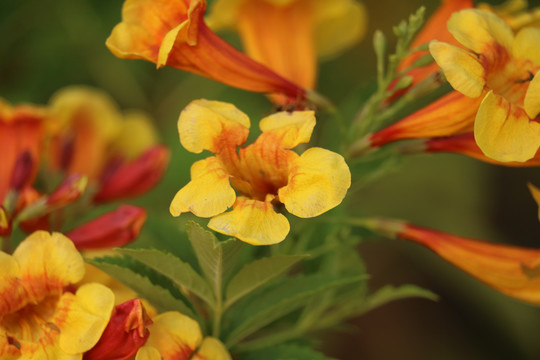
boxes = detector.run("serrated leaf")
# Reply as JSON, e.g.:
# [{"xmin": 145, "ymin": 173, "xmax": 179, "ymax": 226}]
[
  {"xmin": 365, "ymin": 284, "xmax": 438, "ymax": 311},
  {"xmin": 118, "ymin": 248, "xmax": 215, "ymax": 307},
  {"xmin": 186, "ymin": 221, "xmax": 244, "ymax": 297},
  {"xmin": 241, "ymin": 344, "xmax": 333, "ymax": 360},
  {"xmin": 226, "ymin": 274, "xmax": 366, "ymax": 345},
  {"xmin": 225, "ymin": 255, "xmax": 307, "ymax": 309},
  {"xmin": 88, "ymin": 259, "xmax": 198, "ymax": 321}
]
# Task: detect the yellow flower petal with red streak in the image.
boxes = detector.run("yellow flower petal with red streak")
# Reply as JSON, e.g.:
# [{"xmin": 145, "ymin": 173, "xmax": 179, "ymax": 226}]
[
  {"xmin": 400, "ymin": 224, "xmax": 540, "ymax": 305},
  {"xmin": 170, "ymin": 157, "xmax": 236, "ymax": 217},
  {"xmin": 279, "ymin": 148, "xmax": 350, "ymax": 218},
  {"xmin": 178, "ymin": 99, "xmax": 250, "ymax": 154},
  {"xmin": 193, "ymin": 337, "xmax": 232, "ymax": 360},
  {"xmin": 512, "ymin": 27, "xmax": 540, "ymax": 66},
  {"xmin": 58, "ymin": 283, "xmax": 115, "ymax": 354},
  {"xmin": 0, "ymin": 335, "xmax": 19, "ymax": 360},
  {"xmin": 259, "ymin": 111, "xmax": 315, "ymax": 148},
  {"xmin": 0, "ymin": 252, "xmax": 24, "ymax": 317},
  {"xmin": 140, "ymin": 311, "xmax": 202, "ymax": 360},
  {"xmin": 447, "ymin": 9, "xmax": 513, "ymax": 55},
  {"xmin": 527, "ymin": 183, "xmax": 540, "ymax": 221},
  {"xmin": 209, "ymin": 197, "xmax": 290, "ymax": 245},
  {"xmin": 524, "ymin": 72, "xmax": 540, "ymax": 119},
  {"xmin": 475, "ymin": 91, "xmax": 540, "ymax": 162},
  {"xmin": 136, "ymin": 346, "xmax": 161, "ymax": 360},
  {"xmin": 429, "ymin": 41, "xmax": 485, "ymax": 98},
  {"xmin": 13, "ymin": 231, "xmax": 85, "ymax": 303}
]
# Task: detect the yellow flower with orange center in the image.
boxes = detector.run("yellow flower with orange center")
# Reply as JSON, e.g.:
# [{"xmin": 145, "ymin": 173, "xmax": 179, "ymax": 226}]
[
  {"xmin": 170, "ymin": 100, "xmax": 351, "ymax": 245},
  {"xmin": 0, "ymin": 231, "xmax": 115, "ymax": 359},
  {"xmin": 429, "ymin": 9, "xmax": 540, "ymax": 162}
]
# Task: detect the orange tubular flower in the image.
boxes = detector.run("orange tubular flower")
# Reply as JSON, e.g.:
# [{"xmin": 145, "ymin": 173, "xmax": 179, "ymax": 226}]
[
  {"xmin": 85, "ymin": 298, "xmax": 152, "ymax": 360},
  {"xmin": 206, "ymin": 0, "xmax": 366, "ymax": 103},
  {"xmin": 429, "ymin": 9, "xmax": 540, "ymax": 162},
  {"xmin": 170, "ymin": 100, "xmax": 351, "ymax": 245},
  {"xmin": 425, "ymin": 132, "xmax": 540, "ymax": 167},
  {"xmin": 0, "ymin": 231, "xmax": 115, "ymax": 358},
  {"xmin": 106, "ymin": 0, "xmax": 305, "ymax": 100},
  {"xmin": 135, "ymin": 312, "xmax": 231, "ymax": 360},
  {"xmin": 398, "ymin": 223, "xmax": 540, "ymax": 305},
  {"xmin": 67, "ymin": 205, "xmax": 147, "ymax": 250}
]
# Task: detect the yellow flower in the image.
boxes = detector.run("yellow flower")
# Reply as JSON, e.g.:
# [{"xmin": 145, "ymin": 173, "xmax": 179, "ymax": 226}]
[
  {"xmin": 0, "ymin": 231, "xmax": 115, "ymax": 359},
  {"xmin": 429, "ymin": 9, "xmax": 540, "ymax": 162},
  {"xmin": 170, "ymin": 100, "xmax": 351, "ymax": 245},
  {"xmin": 135, "ymin": 311, "xmax": 231, "ymax": 360},
  {"xmin": 206, "ymin": 0, "xmax": 366, "ymax": 100}
]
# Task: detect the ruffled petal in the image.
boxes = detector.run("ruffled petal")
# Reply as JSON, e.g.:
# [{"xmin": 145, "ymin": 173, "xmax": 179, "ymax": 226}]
[
  {"xmin": 474, "ymin": 91, "xmax": 540, "ymax": 162},
  {"xmin": 429, "ymin": 41, "xmax": 485, "ymax": 98},
  {"xmin": 512, "ymin": 27, "xmax": 540, "ymax": 66},
  {"xmin": 259, "ymin": 110, "xmax": 315, "ymax": 148},
  {"xmin": 208, "ymin": 197, "xmax": 290, "ymax": 245},
  {"xmin": 193, "ymin": 337, "xmax": 231, "ymax": 360},
  {"xmin": 0, "ymin": 252, "xmax": 25, "ymax": 317},
  {"xmin": 170, "ymin": 157, "xmax": 236, "ymax": 217},
  {"xmin": 279, "ymin": 148, "xmax": 350, "ymax": 218},
  {"xmin": 57, "ymin": 283, "xmax": 115, "ymax": 354},
  {"xmin": 524, "ymin": 71, "xmax": 540, "ymax": 119},
  {"xmin": 178, "ymin": 99, "xmax": 250, "ymax": 154},
  {"xmin": 13, "ymin": 231, "xmax": 85, "ymax": 303}
]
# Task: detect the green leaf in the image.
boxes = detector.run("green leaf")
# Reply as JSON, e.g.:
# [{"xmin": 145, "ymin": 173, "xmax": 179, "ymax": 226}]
[
  {"xmin": 186, "ymin": 221, "xmax": 244, "ymax": 296},
  {"xmin": 225, "ymin": 255, "xmax": 308, "ymax": 309},
  {"xmin": 88, "ymin": 259, "xmax": 199, "ymax": 320},
  {"xmin": 226, "ymin": 274, "xmax": 366, "ymax": 345},
  {"xmin": 241, "ymin": 344, "xmax": 333, "ymax": 360},
  {"xmin": 364, "ymin": 284, "xmax": 438, "ymax": 312},
  {"xmin": 117, "ymin": 248, "xmax": 215, "ymax": 307}
]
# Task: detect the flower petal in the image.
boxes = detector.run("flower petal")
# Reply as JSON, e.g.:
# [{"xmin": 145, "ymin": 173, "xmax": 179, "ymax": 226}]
[
  {"xmin": 178, "ymin": 99, "xmax": 250, "ymax": 154},
  {"xmin": 429, "ymin": 40, "xmax": 485, "ymax": 98},
  {"xmin": 259, "ymin": 110, "xmax": 315, "ymax": 148},
  {"xmin": 528, "ymin": 182, "xmax": 540, "ymax": 221},
  {"xmin": 170, "ymin": 157, "xmax": 236, "ymax": 217},
  {"xmin": 13, "ymin": 231, "xmax": 85, "ymax": 303},
  {"xmin": 58, "ymin": 283, "xmax": 115, "ymax": 354},
  {"xmin": 208, "ymin": 197, "xmax": 290, "ymax": 245},
  {"xmin": 193, "ymin": 337, "xmax": 231, "ymax": 360},
  {"xmin": 279, "ymin": 148, "xmax": 350, "ymax": 218},
  {"xmin": 475, "ymin": 91, "xmax": 540, "ymax": 162},
  {"xmin": 524, "ymin": 71, "xmax": 540, "ymax": 119},
  {"xmin": 512, "ymin": 27, "xmax": 540, "ymax": 66}
]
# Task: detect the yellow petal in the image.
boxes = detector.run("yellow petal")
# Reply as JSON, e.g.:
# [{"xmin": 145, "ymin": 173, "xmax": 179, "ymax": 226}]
[
  {"xmin": 259, "ymin": 111, "xmax": 315, "ymax": 148},
  {"xmin": 512, "ymin": 27, "xmax": 540, "ymax": 66},
  {"xmin": 475, "ymin": 91, "xmax": 540, "ymax": 162},
  {"xmin": 447, "ymin": 9, "xmax": 513, "ymax": 55},
  {"xmin": 279, "ymin": 147, "xmax": 350, "ymax": 218},
  {"xmin": 208, "ymin": 197, "xmax": 290, "ymax": 245},
  {"xmin": 170, "ymin": 157, "xmax": 236, "ymax": 217},
  {"xmin": 135, "ymin": 346, "xmax": 162, "ymax": 360},
  {"xmin": 144, "ymin": 311, "xmax": 202, "ymax": 358},
  {"xmin": 178, "ymin": 99, "xmax": 250, "ymax": 154},
  {"xmin": 58, "ymin": 283, "xmax": 115, "ymax": 354},
  {"xmin": 429, "ymin": 41, "xmax": 485, "ymax": 98},
  {"xmin": 528, "ymin": 182, "xmax": 540, "ymax": 221},
  {"xmin": 314, "ymin": 0, "xmax": 367, "ymax": 58},
  {"xmin": 193, "ymin": 337, "xmax": 232, "ymax": 360},
  {"xmin": 114, "ymin": 110, "xmax": 158, "ymax": 160},
  {"xmin": 524, "ymin": 71, "xmax": 540, "ymax": 119},
  {"xmin": 14, "ymin": 231, "xmax": 85, "ymax": 302},
  {"xmin": 0, "ymin": 252, "xmax": 24, "ymax": 317}
]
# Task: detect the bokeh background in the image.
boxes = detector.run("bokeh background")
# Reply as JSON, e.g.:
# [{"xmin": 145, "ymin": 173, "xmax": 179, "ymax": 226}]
[{"xmin": 2, "ymin": 0, "xmax": 540, "ymax": 359}]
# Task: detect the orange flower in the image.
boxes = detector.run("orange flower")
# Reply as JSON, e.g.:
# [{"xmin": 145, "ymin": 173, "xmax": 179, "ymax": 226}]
[
  {"xmin": 106, "ymin": 0, "xmax": 305, "ymax": 100},
  {"xmin": 0, "ymin": 231, "xmax": 115, "ymax": 358},
  {"xmin": 170, "ymin": 99, "xmax": 350, "ymax": 245}
]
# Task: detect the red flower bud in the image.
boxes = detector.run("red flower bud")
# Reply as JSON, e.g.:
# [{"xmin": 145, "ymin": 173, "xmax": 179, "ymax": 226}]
[
  {"xmin": 67, "ymin": 205, "xmax": 146, "ymax": 250},
  {"xmin": 84, "ymin": 298, "xmax": 152, "ymax": 360},
  {"xmin": 47, "ymin": 174, "xmax": 88, "ymax": 208}
]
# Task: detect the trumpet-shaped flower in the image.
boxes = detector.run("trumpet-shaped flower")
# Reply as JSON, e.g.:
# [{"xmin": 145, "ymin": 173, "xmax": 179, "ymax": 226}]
[
  {"xmin": 170, "ymin": 100, "xmax": 350, "ymax": 245},
  {"xmin": 0, "ymin": 231, "xmax": 115, "ymax": 358},
  {"xmin": 429, "ymin": 9, "xmax": 540, "ymax": 162},
  {"xmin": 135, "ymin": 311, "xmax": 230, "ymax": 360},
  {"xmin": 206, "ymin": 0, "xmax": 366, "ymax": 96},
  {"xmin": 106, "ymin": 0, "xmax": 305, "ymax": 100}
]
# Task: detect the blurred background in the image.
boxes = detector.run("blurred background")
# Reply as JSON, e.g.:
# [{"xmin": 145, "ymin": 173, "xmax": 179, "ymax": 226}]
[{"xmin": 2, "ymin": 0, "xmax": 540, "ymax": 359}]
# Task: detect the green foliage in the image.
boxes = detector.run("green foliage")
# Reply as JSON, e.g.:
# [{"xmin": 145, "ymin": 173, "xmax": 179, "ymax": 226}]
[{"xmin": 241, "ymin": 344, "xmax": 334, "ymax": 360}]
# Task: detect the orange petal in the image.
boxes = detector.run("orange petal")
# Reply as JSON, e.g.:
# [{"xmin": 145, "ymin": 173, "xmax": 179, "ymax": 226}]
[
  {"xmin": 106, "ymin": 0, "xmax": 305, "ymax": 98},
  {"xmin": 370, "ymin": 91, "xmax": 480, "ymax": 147},
  {"xmin": 475, "ymin": 91, "xmax": 540, "ymax": 162},
  {"xmin": 400, "ymin": 224, "xmax": 540, "ymax": 305},
  {"xmin": 208, "ymin": 196, "xmax": 290, "ymax": 245}
]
